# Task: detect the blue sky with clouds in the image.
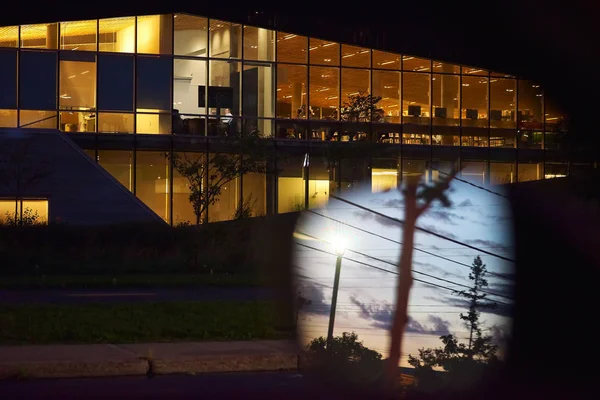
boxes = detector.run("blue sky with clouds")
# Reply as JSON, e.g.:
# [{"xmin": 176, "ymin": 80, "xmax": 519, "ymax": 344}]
[{"xmin": 293, "ymin": 178, "xmax": 515, "ymax": 365}]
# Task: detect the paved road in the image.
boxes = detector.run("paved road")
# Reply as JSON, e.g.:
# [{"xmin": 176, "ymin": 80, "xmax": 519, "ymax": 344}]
[
  {"xmin": 0, "ymin": 372, "xmax": 362, "ymax": 400},
  {"xmin": 0, "ymin": 287, "xmax": 273, "ymax": 305}
]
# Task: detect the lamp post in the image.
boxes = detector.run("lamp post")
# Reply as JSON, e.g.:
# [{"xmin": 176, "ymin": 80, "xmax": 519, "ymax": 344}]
[{"xmin": 327, "ymin": 241, "xmax": 345, "ymax": 350}]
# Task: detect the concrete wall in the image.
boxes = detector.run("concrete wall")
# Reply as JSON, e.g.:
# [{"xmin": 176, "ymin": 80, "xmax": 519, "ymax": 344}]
[{"xmin": 0, "ymin": 129, "xmax": 164, "ymax": 225}]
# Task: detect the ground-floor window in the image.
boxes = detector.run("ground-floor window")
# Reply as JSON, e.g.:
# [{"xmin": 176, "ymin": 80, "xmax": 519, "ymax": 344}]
[{"xmin": 0, "ymin": 198, "xmax": 49, "ymax": 225}]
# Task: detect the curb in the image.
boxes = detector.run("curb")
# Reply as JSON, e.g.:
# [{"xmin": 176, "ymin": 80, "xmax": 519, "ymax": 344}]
[{"xmin": 149, "ymin": 353, "xmax": 299, "ymax": 375}]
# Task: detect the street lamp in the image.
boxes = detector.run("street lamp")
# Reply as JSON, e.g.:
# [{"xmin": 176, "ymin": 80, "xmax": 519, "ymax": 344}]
[{"xmin": 326, "ymin": 239, "xmax": 346, "ymax": 350}]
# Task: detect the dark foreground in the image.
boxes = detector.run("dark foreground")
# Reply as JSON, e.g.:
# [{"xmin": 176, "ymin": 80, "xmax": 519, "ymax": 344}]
[{"xmin": 0, "ymin": 372, "xmax": 350, "ymax": 400}]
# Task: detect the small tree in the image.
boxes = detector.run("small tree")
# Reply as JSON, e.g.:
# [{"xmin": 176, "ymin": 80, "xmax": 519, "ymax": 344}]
[
  {"xmin": 232, "ymin": 194, "xmax": 257, "ymax": 220},
  {"xmin": 407, "ymin": 256, "xmax": 500, "ymax": 392},
  {"xmin": 340, "ymin": 92, "xmax": 384, "ymax": 141},
  {"xmin": 167, "ymin": 131, "xmax": 273, "ymax": 225},
  {"xmin": 306, "ymin": 332, "xmax": 383, "ymax": 387}
]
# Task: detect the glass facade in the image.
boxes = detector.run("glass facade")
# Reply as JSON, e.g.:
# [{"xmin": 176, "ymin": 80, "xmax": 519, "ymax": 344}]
[{"xmin": 0, "ymin": 13, "xmax": 588, "ymax": 225}]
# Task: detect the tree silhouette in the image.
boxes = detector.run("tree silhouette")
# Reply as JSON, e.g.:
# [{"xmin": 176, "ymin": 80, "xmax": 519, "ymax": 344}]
[
  {"xmin": 167, "ymin": 131, "xmax": 273, "ymax": 225},
  {"xmin": 385, "ymin": 169, "xmax": 458, "ymax": 390},
  {"xmin": 407, "ymin": 256, "xmax": 500, "ymax": 392},
  {"xmin": 339, "ymin": 92, "xmax": 384, "ymax": 141}
]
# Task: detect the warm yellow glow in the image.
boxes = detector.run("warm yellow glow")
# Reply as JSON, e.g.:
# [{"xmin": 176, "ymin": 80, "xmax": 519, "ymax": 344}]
[
  {"xmin": 0, "ymin": 199, "xmax": 49, "ymax": 224},
  {"xmin": 372, "ymin": 168, "xmax": 397, "ymax": 192}
]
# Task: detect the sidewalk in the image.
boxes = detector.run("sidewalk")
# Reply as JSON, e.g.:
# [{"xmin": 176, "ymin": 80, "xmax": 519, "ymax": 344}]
[{"xmin": 0, "ymin": 340, "xmax": 299, "ymax": 380}]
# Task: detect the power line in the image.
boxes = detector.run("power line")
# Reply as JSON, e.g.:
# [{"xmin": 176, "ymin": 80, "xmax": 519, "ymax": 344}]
[
  {"xmin": 328, "ymin": 194, "xmax": 515, "ymax": 263},
  {"xmin": 305, "ymin": 209, "xmax": 515, "ymax": 281},
  {"xmin": 437, "ymin": 170, "xmax": 508, "ymax": 199},
  {"xmin": 296, "ymin": 230, "xmax": 514, "ymax": 301},
  {"xmin": 295, "ymin": 242, "xmax": 511, "ymax": 307}
]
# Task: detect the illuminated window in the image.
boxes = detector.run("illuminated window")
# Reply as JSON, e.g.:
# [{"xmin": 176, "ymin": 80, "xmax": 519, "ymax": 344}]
[
  {"xmin": 372, "ymin": 159, "xmax": 398, "ymax": 192},
  {"xmin": 243, "ymin": 26, "xmax": 275, "ymax": 61},
  {"xmin": 309, "ymin": 38, "xmax": 339, "ymax": 66},
  {"xmin": 59, "ymin": 111, "xmax": 96, "ymax": 133},
  {"xmin": 60, "ymin": 20, "xmax": 97, "ymax": 51},
  {"xmin": 137, "ymin": 15, "xmax": 173, "ymax": 55},
  {"xmin": 98, "ymin": 112, "xmax": 134, "ymax": 133},
  {"xmin": 59, "ymin": 58, "xmax": 97, "ymax": 110},
  {"xmin": 19, "ymin": 110, "xmax": 57, "ymax": 129},
  {"xmin": 432, "ymin": 74, "xmax": 459, "ymax": 146},
  {"xmin": 403, "ymin": 72, "xmax": 430, "ymax": 129},
  {"xmin": 277, "ymin": 156, "xmax": 305, "ymax": 213},
  {"xmin": 20, "ymin": 23, "xmax": 58, "ymax": 49},
  {"xmin": 98, "ymin": 150, "xmax": 133, "ymax": 191},
  {"xmin": 461, "ymin": 75, "xmax": 489, "ymax": 147},
  {"xmin": 461, "ymin": 161, "xmax": 486, "ymax": 185},
  {"xmin": 341, "ymin": 68, "xmax": 370, "ymax": 109},
  {"xmin": 277, "ymin": 32, "xmax": 307, "ymax": 64},
  {"xmin": 136, "ymin": 113, "xmax": 171, "ymax": 134},
  {"xmin": 174, "ymin": 58, "xmax": 207, "ymax": 115},
  {"xmin": 309, "ymin": 66, "xmax": 339, "ymax": 120},
  {"xmin": 208, "ymin": 155, "xmax": 240, "ymax": 222},
  {"xmin": 341, "ymin": 45, "xmax": 370, "ymax": 68},
  {"xmin": 490, "ymin": 163, "xmax": 515, "ymax": 185},
  {"xmin": 490, "ymin": 78, "xmax": 516, "ymax": 148},
  {"xmin": 136, "ymin": 151, "xmax": 170, "ymax": 222},
  {"xmin": 209, "ymin": 60, "xmax": 242, "ymax": 116},
  {"xmin": 372, "ymin": 50, "xmax": 400, "ymax": 70},
  {"xmin": 0, "ymin": 199, "xmax": 49, "ymax": 225},
  {"xmin": 518, "ymin": 162, "xmax": 543, "ymax": 182},
  {"xmin": 172, "ymin": 152, "xmax": 201, "ymax": 225},
  {"xmin": 99, "ymin": 17, "xmax": 135, "ymax": 53},
  {"xmin": 0, "ymin": 110, "xmax": 17, "ymax": 127},
  {"xmin": 174, "ymin": 14, "xmax": 208, "ymax": 57},
  {"xmin": 403, "ymin": 56, "xmax": 431, "ymax": 72},
  {"xmin": 517, "ymin": 80, "xmax": 544, "ymax": 131},
  {"xmin": 373, "ymin": 70, "xmax": 400, "ymax": 123},
  {"xmin": 0, "ymin": 26, "xmax": 18, "ymax": 48},
  {"xmin": 242, "ymin": 172, "xmax": 266, "ymax": 217},
  {"xmin": 433, "ymin": 61, "xmax": 460, "ymax": 74},
  {"xmin": 462, "ymin": 67, "xmax": 488, "ymax": 76},
  {"xmin": 402, "ymin": 159, "xmax": 427, "ymax": 185},
  {"xmin": 277, "ymin": 64, "xmax": 307, "ymax": 119},
  {"xmin": 209, "ymin": 20, "xmax": 242, "ymax": 59}
]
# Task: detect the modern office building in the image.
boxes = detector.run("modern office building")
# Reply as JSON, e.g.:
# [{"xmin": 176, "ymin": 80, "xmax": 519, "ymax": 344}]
[{"xmin": 0, "ymin": 12, "xmax": 594, "ymax": 225}]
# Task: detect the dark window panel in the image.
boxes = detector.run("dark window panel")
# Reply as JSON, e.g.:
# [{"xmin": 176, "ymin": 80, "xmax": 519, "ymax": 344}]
[
  {"xmin": 0, "ymin": 49, "xmax": 17, "ymax": 109},
  {"xmin": 97, "ymin": 54, "xmax": 134, "ymax": 112},
  {"xmin": 19, "ymin": 51, "xmax": 57, "ymax": 110},
  {"xmin": 136, "ymin": 56, "xmax": 172, "ymax": 112}
]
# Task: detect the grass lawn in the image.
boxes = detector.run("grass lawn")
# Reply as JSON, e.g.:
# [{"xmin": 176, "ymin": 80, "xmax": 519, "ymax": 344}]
[
  {"xmin": 0, "ymin": 273, "xmax": 265, "ymax": 289},
  {"xmin": 0, "ymin": 301, "xmax": 294, "ymax": 345}
]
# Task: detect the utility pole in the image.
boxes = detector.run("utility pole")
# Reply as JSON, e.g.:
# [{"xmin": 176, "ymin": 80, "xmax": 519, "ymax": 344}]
[{"xmin": 326, "ymin": 252, "xmax": 344, "ymax": 350}]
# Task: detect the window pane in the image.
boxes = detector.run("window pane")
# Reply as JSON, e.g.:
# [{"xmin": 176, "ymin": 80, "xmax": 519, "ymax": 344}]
[
  {"xmin": 517, "ymin": 80, "xmax": 543, "ymax": 130},
  {"xmin": 277, "ymin": 64, "xmax": 307, "ymax": 119},
  {"xmin": 373, "ymin": 70, "xmax": 400, "ymax": 123},
  {"xmin": 136, "ymin": 151, "xmax": 170, "ymax": 222},
  {"xmin": 341, "ymin": 68, "xmax": 370, "ymax": 105},
  {"xmin": 174, "ymin": 14, "xmax": 208, "ymax": 57},
  {"xmin": 208, "ymin": 155, "xmax": 239, "ymax": 222},
  {"xmin": 59, "ymin": 59, "xmax": 96, "ymax": 110},
  {"xmin": 99, "ymin": 17, "xmax": 135, "ymax": 52},
  {"xmin": 490, "ymin": 78, "xmax": 516, "ymax": 128},
  {"xmin": 174, "ymin": 58, "xmax": 207, "ymax": 115},
  {"xmin": 277, "ymin": 155, "xmax": 305, "ymax": 213},
  {"xmin": 209, "ymin": 19, "xmax": 241, "ymax": 58},
  {"xmin": 136, "ymin": 113, "xmax": 171, "ymax": 134},
  {"xmin": 432, "ymin": 74, "xmax": 459, "ymax": 125},
  {"xmin": 518, "ymin": 162, "xmax": 543, "ymax": 182},
  {"xmin": 243, "ymin": 63, "xmax": 274, "ymax": 118},
  {"xmin": 308, "ymin": 156, "xmax": 331, "ymax": 207},
  {"xmin": 545, "ymin": 162, "xmax": 568, "ymax": 179},
  {"xmin": 490, "ymin": 162, "xmax": 515, "ymax": 185},
  {"xmin": 462, "ymin": 67, "xmax": 488, "ymax": 76},
  {"xmin": 461, "ymin": 75, "xmax": 488, "ymax": 127},
  {"xmin": 276, "ymin": 32, "xmax": 307, "ymax": 64},
  {"xmin": 309, "ymin": 66, "xmax": 339, "ymax": 120},
  {"xmin": 60, "ymin": 20, "xmax": 97, "ymax": 51},
  {"xmin": 433, "ymin": 61, "xmax": 459, "ymax": 74},
  {"xmin": 242, "ymin": 172, "xmax": 266, "ymax": 217},
  {"xmin": 172, "ymin": 152, "xmax": 200, "ymax": 225},
  {"xmin": 19, "ymin": 110, "xmax": 57, "ymax": 129},
  {"xmin": 372, "ymin": 158, "xmax": 398, "ymax": 192},
  {"xmin": 0, "ymin": 26, "xmax": 18, "ymax": 48},
  {"xmin": 372, "ymin": 50, "xmax": 400, "ymax": 70},
  {"xmin": 19, "ymin": 51, "xmax": 57, "ymax": 110},
  {"xmin": 97, "ymin": 54, "xmax": 134, "ymax": 111},
  {"xmin": 341, "ymin": 44, "xmax": 370, "ymax": 68},
  {"xmin": 137, "ymin": 56, "xmax": 171, "ymax": 112},
  {"xmin": 97, "ymin": 150, "xmax": 133, "ymax": 191},
  {"xmin": 309, "ymin": 38, "xmax": 339, "ymax": 66},
  {"xmin": 544, "ymin": 98, "xmax": 566, "ymax": 130},
  {"xmin": 59, "ymin": 111, "xmax": 96, "ymax": 132},
  {"xmin": 403, "ymin": 72, "xmax": 430, "ymax": 123},
  {"xmin": 21, "ymin": 199, "xmax": 49, "ymax": 223},
  {"xmin": 243, "ymin": 26, "xmax": 274, "ymax": 61},
  {"xmin": 209, "ymin": 60, "xmax": 241, "ymax": 116},
  {"xmin": 20, "ymin": 23, "xmax": 58, "ymax": 49},
  {"xmin": 402, "ymin": 159, "xmax": 427, "ymax": 185},
  {"xmin": 0, "ymin": 49, "xmax": 17, "ymax": 108},
  {"xmin": 403, "ymin": 56, "xmax": 431, "ymax": 72},
  {"xmin": 0, "ymin": 109, "xmax": 17, "ymax": 127},
  {"xmin": 518, "ymin": 130, "xmax": 543, "ymax": 149},
  {"xmin": 98, "ymin": 112, "xmax": 134, "ymax": 133},
  {"xmin": 137, "ymin": 15, "xmax": 173, "ymax": 55}
]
